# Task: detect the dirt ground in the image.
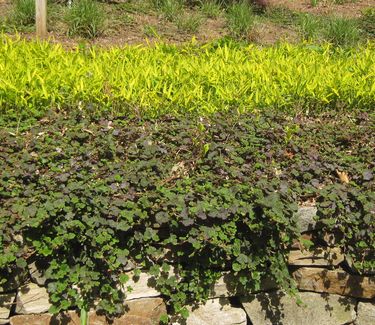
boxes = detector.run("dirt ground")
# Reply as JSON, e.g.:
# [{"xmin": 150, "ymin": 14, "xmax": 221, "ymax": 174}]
[
  {"xmin": 268, "ymin": 0, "xmax": 374, "ymax": 18},
  {"xmin": 0, "ymin": 0, "xmax": 374, "ymax": 47}
]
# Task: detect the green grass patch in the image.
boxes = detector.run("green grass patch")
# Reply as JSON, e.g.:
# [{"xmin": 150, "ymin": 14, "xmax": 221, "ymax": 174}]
[
  {"xmin": 226, "ymin": 1, "xmax": 256, "ymax": 39},
  {"xmin": 324, "ymin": 16, "xmax": 361, "ymax": 46},
  {"xmin": 298, "ymin": 14, "xmax": 322, "ymax": 41},
  {"xmin": 199, "ymin": 0, "xmax": 222, "ymax": 18},
  {"xmin": 153, "ymin": 0, "xmax": 184, "ymax": 21},
  {"xmin": 175, "ymin": 12, "xmax": 202, "ymax": 33},
  {"xmin": 10, "ymin": 0, "xmax": 35, "ymax": 26},
  {"xmin": 359, "ymin": 8, "xmax": 375, "ymax": 38},
  {"xmin": 65, "ymin": 0, "xmax": 106, "ymax": 38}
]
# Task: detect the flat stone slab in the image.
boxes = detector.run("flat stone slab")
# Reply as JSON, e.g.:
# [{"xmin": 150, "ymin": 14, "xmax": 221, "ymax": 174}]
[
  {"xmin": 121, "ymin": 272, "xmax": 161, "ymax": 300},
  {"xmin": 10, "ymin": 314, "xmax": 52, "ymax": 325},
  {"xmin": 173, "ymin": 298, "xmax": 247, "ymax": 325},
  {"xmin": 209, "ymin": 273, "xmax": 277, "ymax": 298},
  {"xmin": 241, "ymin": 291, "xmax": 356, "ymax": 325},
  {"xmin": 15, "ymin": 283, "xmax": 51, "ymax": 314},
  {"xmin": 10, "ymin": 313, "xmax": 152, "ymax": 325},
  {"xmin": 123, "ymin": 297, "xmax": 167, "ymax": 323},
  {"xmin": 10, "ymin": 298, "xmax": 166, "ymax": 324},
  {"xmin": 0, "ymin": 293, "xmax": 15, "ymax": 324},
  {"xmin": 288, "ymin": 247, "xmax": 344, "ymax": 266},
  {"xmin": 121, "ymin": 270, "xmax": 277, "ymax": 300},
  {"xmin": 0, "ymin": 319, "xmax": 11, "ymax": 325},
  {"xmin": 293, "ymin": 267, "xmax": 375, "ymax": 299},
  {"xmin": 355, "ymin": 302, "xmax": 375, "ymax": 325}
]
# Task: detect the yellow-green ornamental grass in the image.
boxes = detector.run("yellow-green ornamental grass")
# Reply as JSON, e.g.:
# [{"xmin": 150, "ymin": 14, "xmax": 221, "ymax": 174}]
[{"xmin": 0, "ymin": 36, "xmax": 374, "ymax": 121}]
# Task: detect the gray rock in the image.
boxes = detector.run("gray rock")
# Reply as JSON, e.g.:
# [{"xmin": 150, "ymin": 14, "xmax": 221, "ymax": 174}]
[
  {"xmin": 123, "ymin": 260, "xmax": 136, "ymax": 272},
  {"xmin": 355, "ymin": 302, "xmax": 375, "ymax": 325},
  {"xmin": 28, "ymin": 261, "xmax": 47, "ymax": 286},
  {"xmin": 16, "ymin": 283, "xmax": 51, "ymax": 314},
  {"xmin": 0, "ymin": 293, "xmax": 15, "ymax": 324},
  {"xmin": 295, "ymin": 206, "xmax": 318, "ymax": 233},
  {"xmin": 172, "ymin": 298, "xmax": 247, "ymax": 325},
  {"xmin": 241, "ymin": 291, "xmax": 356, "ymax": 325}
]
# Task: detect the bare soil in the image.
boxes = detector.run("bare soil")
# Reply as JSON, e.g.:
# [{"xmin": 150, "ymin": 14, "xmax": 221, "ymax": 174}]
[
  {"xmin": 268, "ymin": 0, "xmax": 375, "ymax": 18},
  {"xmin": 0, "ymin": 0, "xmax": 373, "ymax": 47}
]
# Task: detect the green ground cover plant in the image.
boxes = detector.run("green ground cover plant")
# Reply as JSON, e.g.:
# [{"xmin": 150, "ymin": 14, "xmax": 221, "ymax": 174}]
[
  {"xmin": 0, "ymin": 110, "xmax": 373, "ymax": 320},
  {"xmin": 0, "ymin": 37, "xmax": 374, "ymax": 127}
]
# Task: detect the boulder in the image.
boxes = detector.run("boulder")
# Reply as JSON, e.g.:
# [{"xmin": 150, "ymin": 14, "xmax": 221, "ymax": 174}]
[
  {"xmin": 293, "ymin": 267, "xmax": 375, "ymax": 299},
  {"xmin": 172, "ymin": 298, "xmax": 247, "ymax": 325},
  {"xmin": 15, "ymin": 283, "xmax": 51, "ymax": 314},
  {"xmin": 355, "ymin": 302, "xmax": 375, "ymax": 325},
  {"xmin": 0, "ymin": 293, "xmax": 15, "ymax": 324},
  {"xmin": 241, "ymin": 291, "xmax": 356, "ymax": 325},
  {"xmin": 288, "ymin": 247, "xmax": 344, "ymax": 266}
]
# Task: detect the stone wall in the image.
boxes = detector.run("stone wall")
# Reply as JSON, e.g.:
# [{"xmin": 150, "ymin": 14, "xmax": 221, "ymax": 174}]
[{"xmin": 1, "ymin": 207, "xmax": 374, "ymax": 325}]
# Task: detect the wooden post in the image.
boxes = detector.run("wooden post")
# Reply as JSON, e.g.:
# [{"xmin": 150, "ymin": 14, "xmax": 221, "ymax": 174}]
[{"xmin": 36, "ymin": 0, "xmax": 47, "ymax": 38}]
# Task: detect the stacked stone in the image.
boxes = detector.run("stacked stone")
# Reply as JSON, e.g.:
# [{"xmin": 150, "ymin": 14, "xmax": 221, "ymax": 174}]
[
  {"xmin": 0, "ymin": 206, "xmax": 374, "ymax": 324},
  {"xmin": 240, "ymin": 205, "xmax": 375, "ymax": 325}
]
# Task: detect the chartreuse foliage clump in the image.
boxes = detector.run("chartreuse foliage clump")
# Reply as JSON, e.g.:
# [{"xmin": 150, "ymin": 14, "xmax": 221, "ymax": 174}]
[
  {"xmin": 0, "ymin": 36, "xmax": 375, "ymax": 127},
  {"xmin": 0, "ymin": 110, "xmax": 374, "ymax": 318}
]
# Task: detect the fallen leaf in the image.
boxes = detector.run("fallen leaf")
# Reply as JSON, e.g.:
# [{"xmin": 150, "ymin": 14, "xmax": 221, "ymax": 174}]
[
  {"xmin": 336, "ymin": 170, "xmax": 349, "ymax": 184},
  {"xmin": 284, "ymin": 150, "xmax": 295, "ymax": 159}
]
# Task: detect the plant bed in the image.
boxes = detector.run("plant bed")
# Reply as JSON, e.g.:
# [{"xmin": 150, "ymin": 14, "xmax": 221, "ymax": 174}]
[
  {"xmin": 0, "ymin": 37, "xmax": 374, "ymax": 128},
  {"xmin": 1, "ymin": 109, "xmax": 373, "ymax": 320}
]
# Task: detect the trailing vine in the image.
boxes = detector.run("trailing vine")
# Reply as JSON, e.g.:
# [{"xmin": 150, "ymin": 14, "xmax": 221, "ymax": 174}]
[{"xmin": 0, "ymin": 110, "xmax": 373, "ymax": 318}]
